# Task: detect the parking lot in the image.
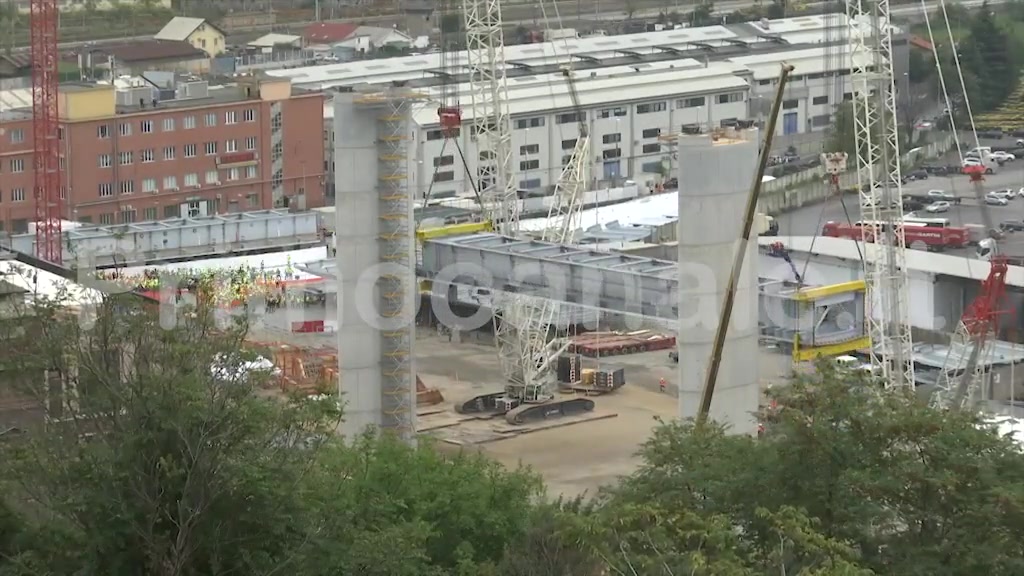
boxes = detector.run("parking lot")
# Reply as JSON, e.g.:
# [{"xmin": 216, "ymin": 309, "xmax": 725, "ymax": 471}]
[{"xmin": 775, "ymin": 160, "xmax": 1024, "ymax": 256}]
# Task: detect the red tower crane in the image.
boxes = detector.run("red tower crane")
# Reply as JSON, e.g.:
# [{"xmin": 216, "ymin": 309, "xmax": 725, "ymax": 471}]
[{"xmin": 30, "ymin": 0, "xmax": 62, "ymax": 265}]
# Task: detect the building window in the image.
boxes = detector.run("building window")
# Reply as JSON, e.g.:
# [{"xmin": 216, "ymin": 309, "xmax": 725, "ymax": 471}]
[
  {"xmin": 97, "ymin": 124, "xmax": 110, "ymax": 138},
  {"xmin": 245, "ymin": 165, "xmax": 257, "ymax": 179},
  {"xmin": 10, "ymin": 159, "xmax": 23, "ymax": 172},
  {"xmin": 120, "ymin": 180, "xmax": 134, "ymax": 195},
  {"xmin": 602, "ymin": 148, "xmax": 621, "ymax": 160},
  {"xmin": 99, "ymin": 154, "xmax": 112, "ymax": 168},
  {"xmin": 812, "ymin": 95, "xmax": 829, "ymax": 106},
  {"xmin": 519, "ymin": 178, "xmax": 541, "ymax": 189},
  {"xmin": 164, "ymin": 146, "xmax": 176, "ymax": 160},
  {"xmin": 141, "ymin": 120, "xmax": 153, "ymax": 133},
  {"xmin": 9, "ymin": 128, "xmax": 23, "ymax": 143},
  {"xmin": 561, "ymin": 154, "xmax": 573, "ymax": 165},
  {"xmin": 99, "ymin": 183, "xmax": 113, "ymax": 197},
  {"xmin": 514, "ymin": 117, "xmax": 545, "ymax": 130},
  {"xmin": 59, "ymin": 186, "xmax": 66, "ymax": 199},
  {"xmin": 602, "ymin": 133, "xmax": 621, "ymax": 145},
  {"xmin": 598, "ymin": 108, "xmax": 627, "ymax": 118},
  {"xmin": 556, "ymin": 111, "xmax": 584, "ymax": 124},
  {"xmin": 759, "ymin": 79, "xmax": 772, "ymax": 86},
  {"xmin": 519, "ymin": 144, "xmax": 539, "ymax": 155},
  {"xmin": 642, "ymin": 143, "xmax": 661, "ymax": 154},
  {"xmin": 811, "ymin": 114, "xmax": 832, "ymax": 127},
  {"xmin": 225, "ymin": 110, "xmax": 237, "ymax": 124},
  {"xmin": 119, "ymin": 151, "xmax": 133, "ymax": 165},
  {"xmin": 59, "ymin": 156, "xmax": 65, "ymax": 170},
  {"xmin": 205, "ymin": 113, "xmax": 217, "ymax": 127},
  {"xmin": 227, "ymin": 168, "xmax": 240, "ymax": 181},
  {"xmin": 184, "ymin": 144, "xmax": 196, "ymax": 158},
  {"xmin": 140, "ymin": 148, "xmax": 154, "ymax": 163},
  {"xmin": 142, "ymin": 178, "xmax": 157, "ymax": 192},
  {"xmin": 561, "ymin": 138, "xmax": 577, "ymax": 150},
  {"xmin": 144, "ymin": 207, "xmax": 158, "ymax": 221},
  {"xmin": 225, "ymin": 139, "xmax": 237, "ymax": 153},
  {"xmin": 119, "ymin": 122, "xmax": 132, "ymax": 136},
  {"xmin": 183, "ymin": 115, "xmax": 196, "ymax": 129},
  {"xmin": 184, "ymin": 173, "xmax": 198, "ymax": 186},
  {"xmin": 717, "ymin": 92, "xmax": 744, "ymax": 104},
  {"xmin": 679, "ymin": 96, "xmax": 705, "ymax": 108},
  {"xmin": 99, "ymin": 213, "xmax": 114, "ymax": 225},
  {"xmin": 641, "ymin": 161, "xmax": 663, "ymax": 173},
  {"xmin": 243, "ymin": 108, "xmax": 255, "ymax": 122},
  {"xmin": 11, "ymin": 188, "xmax": 24, "ymax": 202},
  {"xmin": 519, "ymin": 159, "xmax": 539, "ymax": 170},
  {"xmin": 247, "ymin": 193, "xmax": 259, "ymax": 207},
  {"xmin": 782, "ymin": 99, "xmax": 799, "ymax": 110},
  {"xmin": 205, "ymin": 141, "xmax": 217, "ymax": 155},
  {"xmin": 205, "ymin": 170, "xmax": 219, "ymax": 184},
  {"xmin": 121, "ymin": 208, "xmax": 136, "ymax": 224},
  {"xmin": 245, "ymin": 136, "xmax": 257, "ymax": 150},
  {"xmin": 433, "ymin": 155, "xmax": 454, "ymax": 167},
  {"xmin": 642, "ymin": 127, "xmax": 661, "ymax": 139},
  {"xmin": 163, "ymin": 118, "xmax": 175, "ymax": 131},
  {"xmin": 163, "ymin": 176, "xmax": 177, "ymax": 190},
  {"xmin": 636, "ymin": 101, "xmax": 667, "ymax": 114},
  {"xmin": 433, "ymin": 171, "xmax": 455, "ymax": 183},
  {"xmin": 426, "ymin": 129, "xmax": 444, "ymax": 141}
]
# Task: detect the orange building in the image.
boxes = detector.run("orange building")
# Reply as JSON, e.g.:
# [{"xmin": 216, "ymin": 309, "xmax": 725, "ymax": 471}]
[{"xmin": 0, "ymin": 74, "xmax": 324, "ymax": 232}]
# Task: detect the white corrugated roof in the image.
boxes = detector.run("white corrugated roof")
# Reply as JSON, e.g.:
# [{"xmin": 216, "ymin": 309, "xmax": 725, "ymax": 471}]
[
  {"xmin": 266, "ymin": 14, "xmax": 870, "ymax": 90},
  {"xmin": 154, "ymin": 17, "xmax": 207, "ymax": 41},
  {"xmin": 249, "ymin": 33, "xmax": 302, "ymax": 48},
  {"xmin": 411, "ymin": 64, "xmax": 748, "ymax": 126},
  {"xmin": 727, "ymin": 47, "xmax": 872, "ymax": 80},
  {"xmin": 0, "ymin": 87, "xmax": 33, "ymax": 110}
]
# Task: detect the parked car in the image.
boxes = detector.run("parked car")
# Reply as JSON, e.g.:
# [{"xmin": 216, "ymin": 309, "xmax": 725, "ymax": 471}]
[
  {"xmin": 1000, "ymin": 220, "xmax": 1024, "ymax": 232},
  {"xmin": 922, "ymin": 164, "xmax": 950, "ymax": 175},
  {"xmin": 989, "ymin": 188, "xmax": 1017, "ymax": 200},
  {"xmin": 963, "ymin": 158, "xmax": 996, "ymax": 174},
  {"xmin": 991, "ymin": 151, "xmax": 1017, "ymax": 162},
  {"xmin": 925, "ymin": 201, "xmax": 951, "ymax": 213},
  {"xmin": 904, "ymin": 169, "xmax": 929, "ymax": 181},
  {"xmin": 985, "ymin": 194, "xmax": 1009, "ymax": 206},
  {"xmin": 926, "ymin": 189, "xmax": 959, "ymax": 203}
]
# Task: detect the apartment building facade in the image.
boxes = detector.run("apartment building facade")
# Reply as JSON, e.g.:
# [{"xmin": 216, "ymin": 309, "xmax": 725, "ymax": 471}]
[{"xmin": 0, "ymin": 76, "xmax": 324, "ymax": 232}]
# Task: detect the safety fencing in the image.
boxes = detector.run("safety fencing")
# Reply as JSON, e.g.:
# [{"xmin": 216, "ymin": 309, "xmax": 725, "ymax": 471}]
[{"xmin": 759, "ymin": 133, "xmax": 957, "ymax": 214}]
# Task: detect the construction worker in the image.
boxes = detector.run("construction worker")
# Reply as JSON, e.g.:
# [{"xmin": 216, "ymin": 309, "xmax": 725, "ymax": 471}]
[{"xmin": 659, "ymin": 377, "xmax": 667, "ymax": 393}]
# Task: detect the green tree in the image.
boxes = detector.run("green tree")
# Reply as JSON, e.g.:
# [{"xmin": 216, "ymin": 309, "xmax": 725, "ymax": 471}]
[
  {"xmin": 690, "ymin": 1, "xmax": 716, "ymax": 27},
  {"xmin": 588, "ymin": 367, "xmax": 1024, "ymax": 575}
]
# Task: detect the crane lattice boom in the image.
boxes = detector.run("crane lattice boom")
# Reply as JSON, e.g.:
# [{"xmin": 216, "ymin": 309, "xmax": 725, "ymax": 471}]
[
  {"xmin": 846, "ymin": 3, "xmax": 913, "ymax": 387},
  {"xmin": 30, "ymin": 0, "xmax": 62, "ymax": 264}
]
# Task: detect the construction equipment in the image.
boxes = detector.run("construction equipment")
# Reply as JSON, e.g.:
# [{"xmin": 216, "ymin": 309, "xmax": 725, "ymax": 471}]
[
  {"xmin": 452, "ymin": 4, "xmax": 597, "ymax": 425},
  {"xmin": 766, "ymin": 241, "xmax": 804, "ymax": 284},
  {"xmin": 697, "ymin": 63, "xmax": 794, "ymax": 422},
  {"xmin": 31, "ymin": 0, "xmax": 62, "ymax": 264},
  {"xmin": 568, "ymin": 331, "xmax": 676, "ymax": 357},
  {"xmin": 847, "ymin": 0, "xmax": 915, "ymax": 387},
  {"xmin": 931, "ymin": 252, "xmax": 1010, "ymax": 410}
]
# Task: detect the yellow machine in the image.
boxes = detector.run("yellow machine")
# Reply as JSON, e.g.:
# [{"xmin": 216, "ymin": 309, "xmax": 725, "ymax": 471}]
[{"xmin": 415, "ymin": 220, "xmax": 493, "ymax": 293}]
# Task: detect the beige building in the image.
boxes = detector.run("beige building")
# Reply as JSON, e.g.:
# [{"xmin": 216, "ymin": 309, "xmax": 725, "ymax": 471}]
[
  {"xmin": 10, "ymin": 0, "xmax": 172, "ymax": 12},
  {"xmin": 154, "ymin": 17, "xmax": 227, "ymax": 57}
]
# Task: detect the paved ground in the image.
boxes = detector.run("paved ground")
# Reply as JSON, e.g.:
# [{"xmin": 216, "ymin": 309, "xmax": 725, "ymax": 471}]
[{"xmin": 775, "ymin": 160, "xmax": 1024, "ymax": 256}]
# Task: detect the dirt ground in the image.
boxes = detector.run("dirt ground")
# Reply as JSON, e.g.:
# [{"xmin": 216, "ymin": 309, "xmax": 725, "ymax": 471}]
[
  {"xmin": 249, "ymin": 315, "xmax": 795, "ymax": 499},
  {"xmin": 414, "ymin": 331, "xmax": 794, "ymax": 499}
]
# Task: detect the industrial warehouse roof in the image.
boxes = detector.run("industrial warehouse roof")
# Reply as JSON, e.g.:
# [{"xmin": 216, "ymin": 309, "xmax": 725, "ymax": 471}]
[
  {"xmin": 410, "ymin": 63, "xmax": 749, "ymax": 126},
  {"xmin": 761, "ymin": 236, "xmax": 1024, "ymax": 288},
  {"xmin": 268, "ymin": 14, "xmax": 882, "ymax": 90},
  {"xmin": 728, "ymin": 46, "xmax": 872, "ymax": 80}
]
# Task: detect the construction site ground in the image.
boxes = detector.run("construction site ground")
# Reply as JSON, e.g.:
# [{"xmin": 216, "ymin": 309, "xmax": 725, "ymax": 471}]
[{"xmin": 251, "ymin": 319, "xmax": 794, "ymax": 499}]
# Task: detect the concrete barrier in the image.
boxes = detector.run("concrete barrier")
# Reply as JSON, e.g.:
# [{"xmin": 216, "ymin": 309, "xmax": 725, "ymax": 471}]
[{"xmin": 758, "ymin": 133, "xmax": 956, "ymax": 214}]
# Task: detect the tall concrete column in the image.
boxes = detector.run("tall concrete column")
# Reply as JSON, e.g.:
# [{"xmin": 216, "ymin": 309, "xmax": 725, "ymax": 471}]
[
  {"xmin": 676, "ymin": 129, "xmax": 760, "ymax": 435},
  {"xmin": 335, "ymin": 93, "xmax": 384, "ymax": 437},
  {"xmin": 334, "ymin": 90, "xmax": 418, "ymax": 444}
]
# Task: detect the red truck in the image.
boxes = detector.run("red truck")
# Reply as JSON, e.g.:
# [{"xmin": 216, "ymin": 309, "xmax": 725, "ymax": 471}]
[{"xmin": 821, "ymin": 220, "xmax": 970, "ymax": 251}]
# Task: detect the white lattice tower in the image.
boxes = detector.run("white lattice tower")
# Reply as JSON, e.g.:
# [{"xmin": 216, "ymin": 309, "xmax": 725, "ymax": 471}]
[{"xmin": 845, "ymin": 4, "xmax": 915, "ymax": 388}]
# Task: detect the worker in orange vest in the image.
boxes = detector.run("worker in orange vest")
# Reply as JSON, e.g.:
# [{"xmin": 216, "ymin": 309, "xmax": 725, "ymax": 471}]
[{"xmin": 659, "ymin": 377, "xmax": 667, "ymax": 393}]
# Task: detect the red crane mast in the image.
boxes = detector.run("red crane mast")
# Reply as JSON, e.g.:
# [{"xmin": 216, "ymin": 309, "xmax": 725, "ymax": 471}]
[{"xmin": 30, "ymin": 0, "xmax": 62, "ymax": 264}]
